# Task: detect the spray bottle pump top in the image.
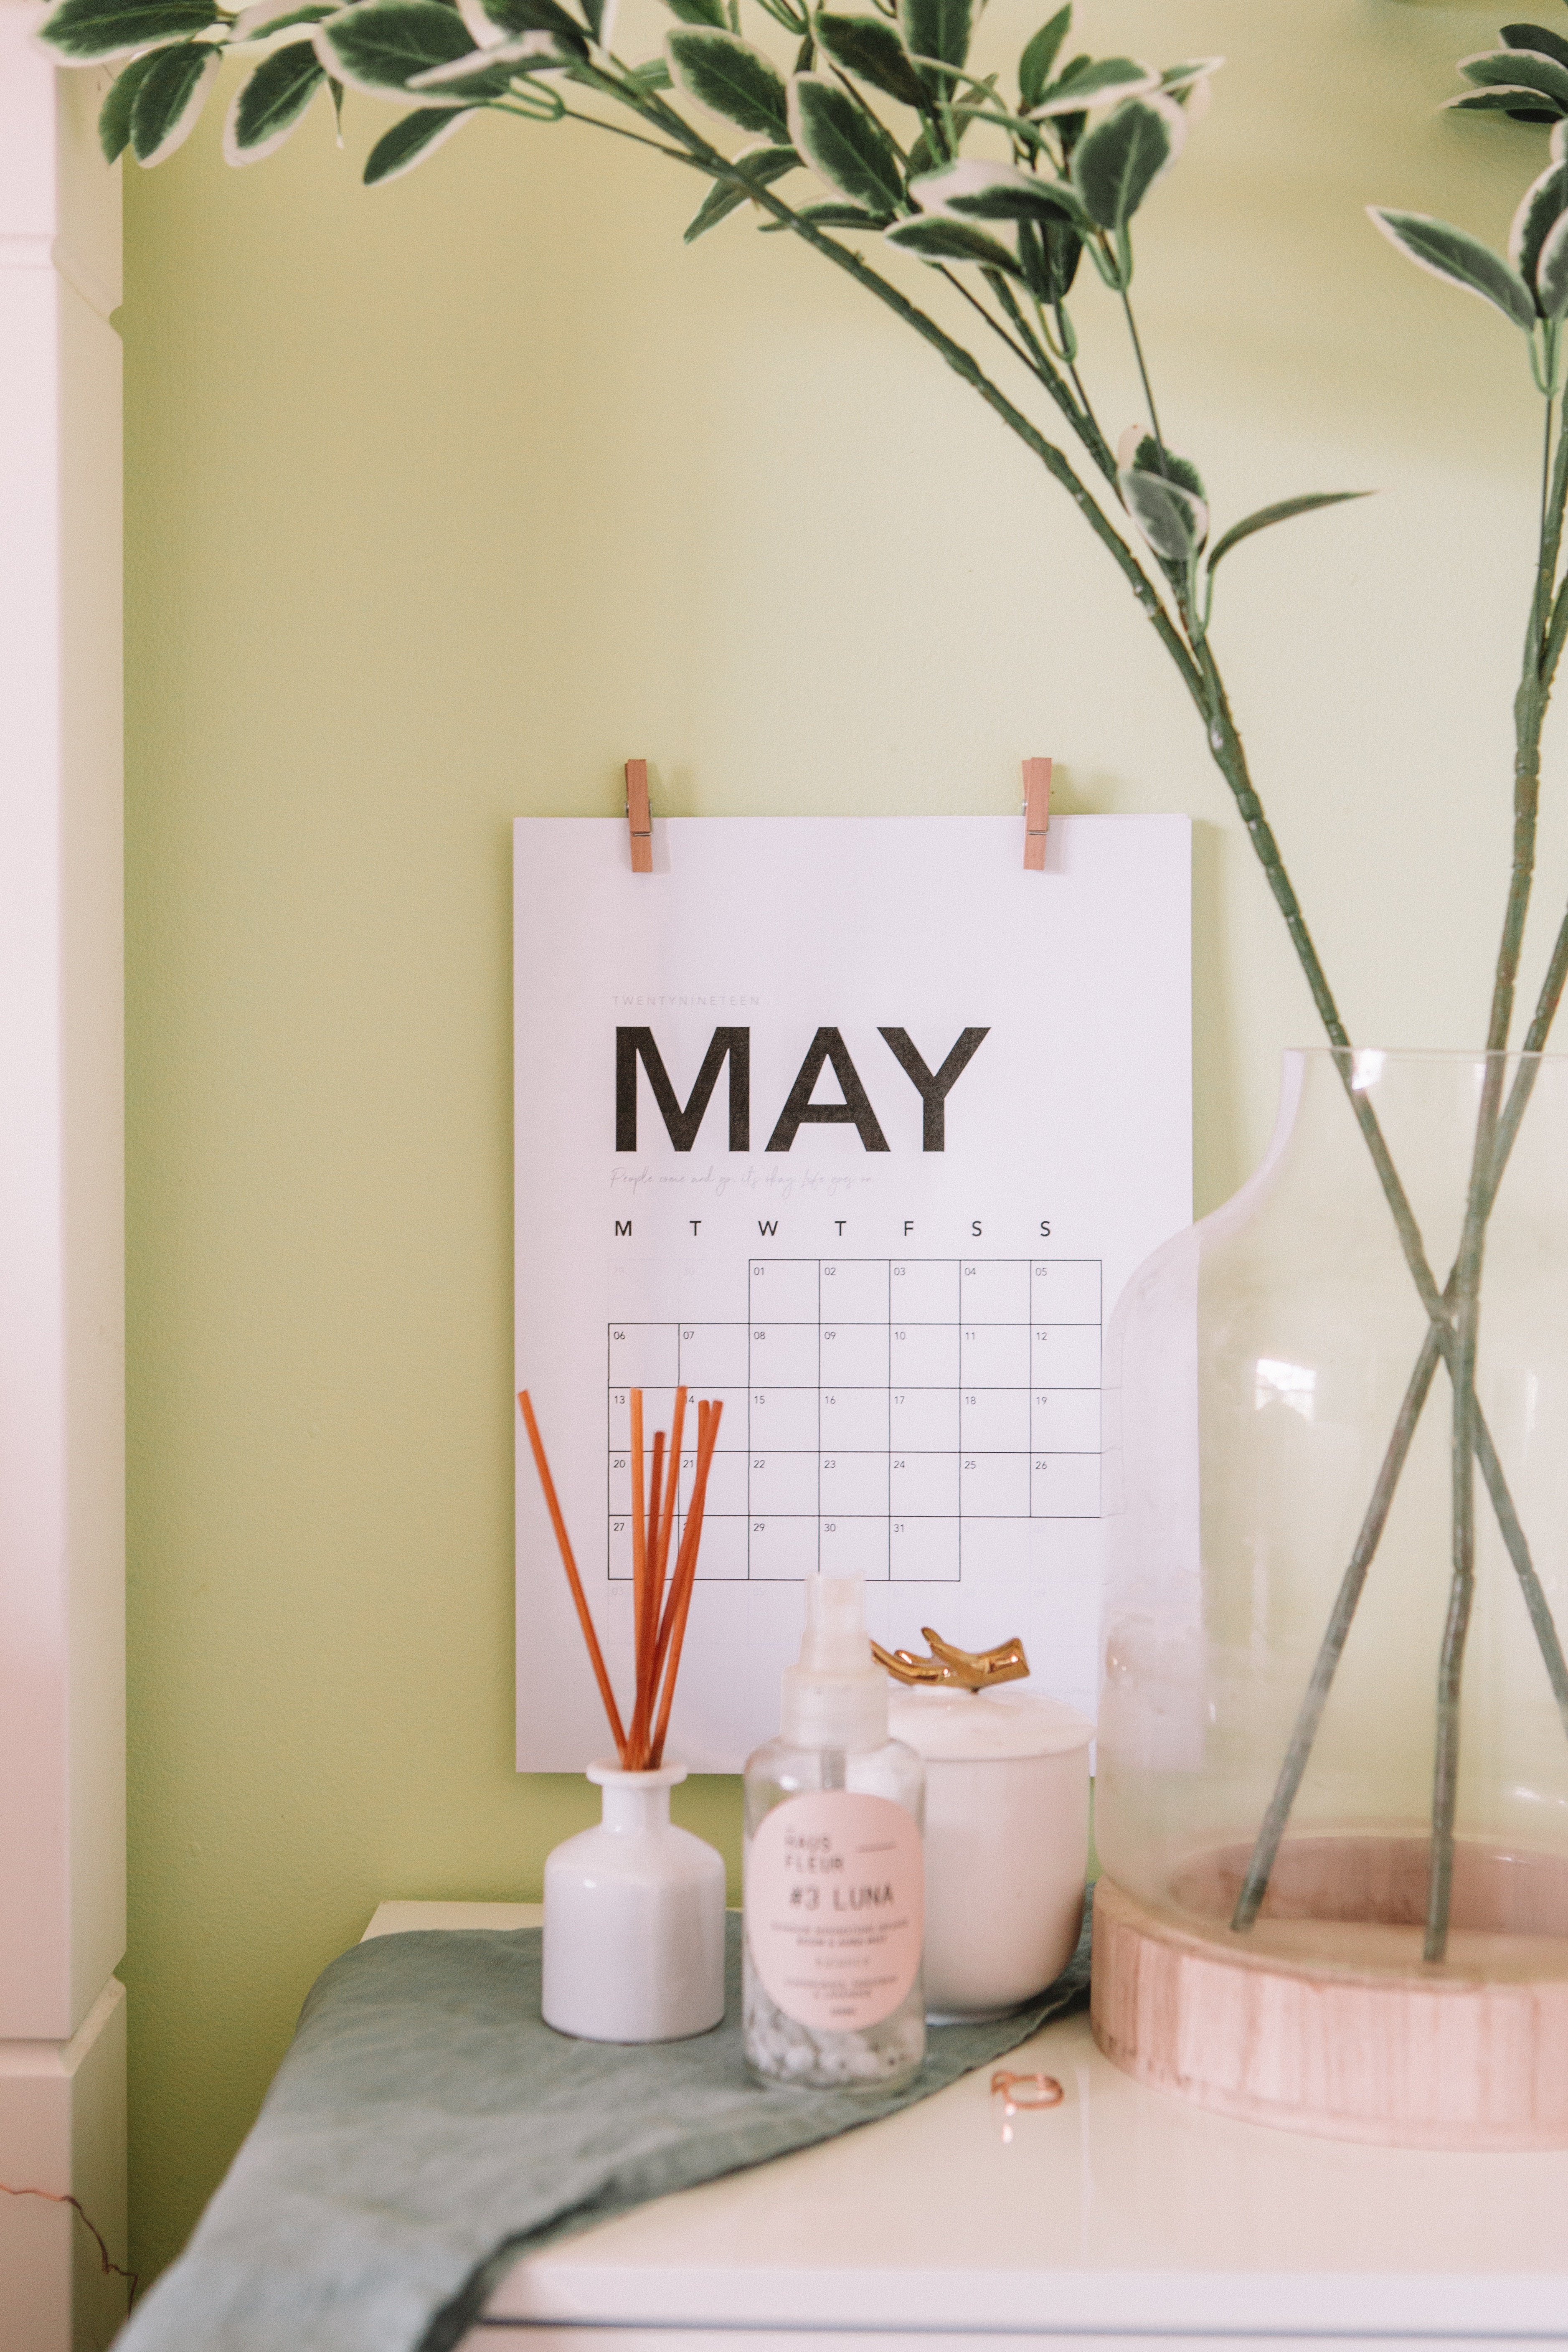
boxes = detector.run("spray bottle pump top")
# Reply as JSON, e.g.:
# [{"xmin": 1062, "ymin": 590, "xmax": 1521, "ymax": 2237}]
[{"xmin": 780, "ymin": 1573, "xmax": 889, "ymax": 1752}]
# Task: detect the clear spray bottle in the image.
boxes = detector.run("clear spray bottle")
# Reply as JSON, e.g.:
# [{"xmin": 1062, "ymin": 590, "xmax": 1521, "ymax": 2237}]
[{"xmin": 742, "ymin": 1572, "xmax": 925, "ymax": 2089}]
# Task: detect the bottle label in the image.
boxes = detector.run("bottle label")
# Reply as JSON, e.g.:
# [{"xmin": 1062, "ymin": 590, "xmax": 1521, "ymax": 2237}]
[{"xmin": 746, "ymin": 1791, "xmax": 924, "ymax": 2032}]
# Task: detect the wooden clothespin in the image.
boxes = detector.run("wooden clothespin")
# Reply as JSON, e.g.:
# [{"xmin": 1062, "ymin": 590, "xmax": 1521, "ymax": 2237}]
[
  {"xmin": 625, "ymin": 758, "xmax": 652, "ymax": 874},
  {"xmin": 1022, "ymin": 756, "xmax": 1052, "ymax": 870}
]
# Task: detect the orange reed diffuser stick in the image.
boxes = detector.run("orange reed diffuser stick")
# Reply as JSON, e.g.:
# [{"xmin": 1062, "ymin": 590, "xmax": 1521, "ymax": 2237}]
[
  {"xmin": 519, "ymin": 1385, "xmax": 716, "ymax": 1770},
  {"xmin": 517, "ymin": 1391, "xmax": 628, "ymax": 1763},
  {"xmin": 629, "ymin": 1387, "xmax": 647, "ymax": 1684},
  {"xmin": 651, "ymin": 1401, "xmax": 721, "ymax": 1767},
  {"xmin": 629, "ymin": 1387, "xmax": 684, "ymax": 1765}
]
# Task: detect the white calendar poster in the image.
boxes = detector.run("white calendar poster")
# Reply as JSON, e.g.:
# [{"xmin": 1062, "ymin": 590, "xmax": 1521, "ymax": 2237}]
[{"xmin": 514, "ymin": 814, "xmax": 1190, "ymax": 1770}]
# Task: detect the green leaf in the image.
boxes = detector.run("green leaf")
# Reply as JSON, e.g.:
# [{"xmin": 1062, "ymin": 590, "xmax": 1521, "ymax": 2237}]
[
  {"xmin": 913, "ymin": 157, "xmax": 1085, "ymax": 227},
  {"xmin": 362, "ymin": 102, "xmax": 479, "ymax": 180},
  {"xmin": 1511, "ymin": 159, "xmax": 1568, "ymax": 304},
  {"xmin": 1031, "ymin": 53, "xmax": 1155, "ymax": 117},
  {"xmin": 884, "ymin": 213, "xmax": 1023, "ymax": 272},
  {"xmin": 788, "ymin": 72, "xmax": 904, "ymax": 209},
  {"xmin": 1017, "ymin": 214, "xmax": 1079, "ymax": 301},
  {"xmin": 232, "ymin": 0, "xmax": 340, "ymax": 40},
  {"xmin": 1120, "ymin": 466, "xmax": 1205, "ymax": 563},
  {"xmin": 1205, "ymin": 491, "xmax": 1370, "ymax": 578},
  {"xmin": 1460, "ymin": 46, "xmax": 1568, "ymax": 106},
  {"xmin": 409, "ymin": 38, "xmax": 546, "ymax": 92},
  {"xmin": 1160, "ymin": 54, "xmax": 1223, "ymax": 94},
  {"xmin": 129, "ymin": 41, "xmax": 220, "ymax": 160},
  {"xmin": 898, "ymin": 0, "xmax": 969, "ymax": 74},
  {"xmin": 97, "ymin": 48, "xmax": 166, "ymax": 160},
  {"xmin": 759, "ymin": 196, "xmax": 889, "ymax": 228},
  {"xmin": 666, "ymin": 27, "xmax": 790, "ymax": 138},
  {"xmin": 317, "ymin": 0, "xmax": 481, "ymax": 93},
  {"xmin": 467, "ymin": 0, "xmax": 589, "ymax": 46},
  {"xmin": 665, "ymin": 0, "xmax": 728, "ymax": 23},
  {"xmin": 1536, "ymin": 209, "xmax": 1568, "ymax": 319},
  {"xmin": 794, "ymin": 197, "xmax": 887, "ymax": 223},
  {"xmin": 1127, "ymin": 432, "xmax": 1204, "ymax": 500},
  {"xmin": 38, "ymin": 0, "xmax": 217, "ymax": 61},
  {"xmin": 1071, "ymin": 93, "xmax": 1181, "ymax": 230},
  {"xmin": 814, "ymin": 12, "xmax": 928, "ymax": 109},
  {"xmin": 683, "ymin": 142, "xmax": 797, "ymax": 239},
  {"xmin": 1368, "ymin": 208, "xmax": 1536, "ymax": 330},
  {"xmin": 1503, "ymin": 22, "xmax": 1568, "ymax": 71},
  {"xmin": 1444, "ymin": 85, "xmax": 1565, "ymax": 120},
  {"xmin": 1017, "ymin": 5, "xmax": 1070, "ymax": 112},
  {"xmin": 626, "ymin": 55, "xmax": 672, "ymax": 85},
  {"xmin": 223, "ymin": 40, "xmax": 325, "ymax": 160}
]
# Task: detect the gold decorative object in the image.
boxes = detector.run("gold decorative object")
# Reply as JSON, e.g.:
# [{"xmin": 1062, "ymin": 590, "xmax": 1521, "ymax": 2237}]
[{"xmin": 871, "ymin": 1627, "xmax": 1029, "ymax": 1692}]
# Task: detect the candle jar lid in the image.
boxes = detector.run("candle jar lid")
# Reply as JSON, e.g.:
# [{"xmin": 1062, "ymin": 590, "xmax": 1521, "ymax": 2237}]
[{"xmin": 888, "ymin": 1684, "xmax": 1092, "ymax": 1761}]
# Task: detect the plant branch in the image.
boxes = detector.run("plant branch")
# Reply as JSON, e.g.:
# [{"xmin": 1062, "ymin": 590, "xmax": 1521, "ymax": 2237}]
[
  {"xmin": 1231, "ymin": 1320, "xmax": 1444, "ymax": 1930},
  {"xmin": 1119, "ymin": 285, "xmax": 1165, "ymax": 457}
]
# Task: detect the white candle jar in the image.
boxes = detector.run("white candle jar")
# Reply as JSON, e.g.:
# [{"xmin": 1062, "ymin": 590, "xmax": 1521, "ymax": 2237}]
[
  {"xmin": 888, "ymin": 1686, "xmax": 1092, "ymax": 2019},
  {"xmin": 542, "ymin": 1761, "xmax": 726, "ymax": 2042}
]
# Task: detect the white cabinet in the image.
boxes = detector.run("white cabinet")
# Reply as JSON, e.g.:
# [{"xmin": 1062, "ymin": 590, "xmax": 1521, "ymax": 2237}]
[{"xmin": 366, "ymin": 1904, "xmax": 1568, "ymax": 2352}]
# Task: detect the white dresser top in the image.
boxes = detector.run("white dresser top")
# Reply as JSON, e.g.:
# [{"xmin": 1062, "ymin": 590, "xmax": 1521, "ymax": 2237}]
[{"xmin": 362, "ymin": 1901, "xmax": 1568, "ymax": 2342}]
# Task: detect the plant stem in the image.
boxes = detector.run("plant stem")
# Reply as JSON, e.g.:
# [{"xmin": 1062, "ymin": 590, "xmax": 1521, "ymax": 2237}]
[
  {"xmin": 624, "ymin": 104, "xmax": 1212, "ymax": 697},
  {"xmin": 548, "ymin": 86, "xmax": 1568, "ymax": 1939},
  {"xmin": 1233, "ymin": 1231, "xmax": 1568, "ymax": 1938},
  {"xmin": 1236, "ymin": 389, "xmax": 1568, "ymax": 1951},
  {"xmin": 1419, "ymin": 391, "xmax": 1568, "ymax": 1957},
  {"xmin": 1119, "ymin": 286, "xmax": 1165, "ymax": 457},
  {"xmin": 1428, "ymin": 1074, "xmax": 1492, "ymax": 1961},
  {"xmin": 1231, "ymin": 1321, "xmax": 1444, "ymax": 1930}
]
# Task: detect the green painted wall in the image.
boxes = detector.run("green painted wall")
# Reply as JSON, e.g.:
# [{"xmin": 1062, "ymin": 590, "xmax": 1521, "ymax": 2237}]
[{"xmin": 122, "ymin": 0, "xmax": 1560, "ymax": 2283}]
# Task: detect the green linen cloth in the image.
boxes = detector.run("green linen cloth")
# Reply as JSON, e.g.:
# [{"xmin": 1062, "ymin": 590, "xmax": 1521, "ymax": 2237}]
[{"xmin": 119, "ymin": 1905, "xmax": 1090, "ymax": 2352}]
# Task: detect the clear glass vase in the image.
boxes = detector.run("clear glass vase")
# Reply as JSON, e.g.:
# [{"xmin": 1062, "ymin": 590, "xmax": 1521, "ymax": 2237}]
[{"xmin": 1099, "ymin": 1048, "xmax": 1568, "ymax": 1981}]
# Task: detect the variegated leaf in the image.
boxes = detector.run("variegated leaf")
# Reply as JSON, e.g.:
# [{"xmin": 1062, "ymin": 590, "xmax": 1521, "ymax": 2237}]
[
  {"xmin": 1120, "ymin": 464, "xmax": 1206, "ymax": 563},
  {"xmin": 912, "ymin": 158, "xmax": 1086, "ymax": 228},
  {"xmin": 1030, "ymin": 54, "xmax": 1155, "ymax": 117},
  {"xmin": 129, "ymin": 41, "xmax": 221, "ymax": 161},
  {"xmin": 1368, "ymin": 208, "xmax": 1535, "ymax": 330},
  {"xmin": 224, "ymin": 39, "xmax": 326, "ymax": 161},
  {"xmin": 1444, "ymin": 86, "xmax": 1566, "ymax": 119},
  {"xmin": 1536, "ymin": 209, "xmax": 1568, "ymax": 320},
  {"xmin": 683, "ymin": 143, "xmax": 797, "ymax": 241},
  {"xmin": 789, "ymin": 74, "xmax": 903, "ymax": 211},
  {"xmin": 1510, "ymin": 159, "xmax": 1568, "ymax": 304},
  {"xmin": 97, "ymin": 48, "xmax": 166, "ymax": 160},
  {"xmin": 1502, "ymin": 22, "xmax": 1568, "ymax": 72},
  {"xmin": 667, "ymin": 28, "xmax": 791, "ymax": 140},
  {"xmin": 316, "ymin": 0, "xmax": 480, "ymax": 96},
  {"xmin": 1017, "ymin": 5, "xmax": 1070, "ymax": 112},
  {"xmin": 38, "ymin": 0, "xmax": 217, "ymax": 63},
  {"xmin": 363, "ymin": 103, "xmax": 480, "ymax": 181},
  {"xmin": 814, "ymin": 13, "xmax": 927, "ymax": 111},
  {"xmin": 884, "ymin": 214, "xmax": 1023, "ymax": 273},
  {"xmin": 1459, "ymin": 46, "xmax": 1568, "ymax": 107},
  {"xmin": 898, "ymin": 0, "xmax": 970, "ymax": 73},
  {"xmin": 1071, "ymin": 92, "xmax": 1183, "ymax": 231}
]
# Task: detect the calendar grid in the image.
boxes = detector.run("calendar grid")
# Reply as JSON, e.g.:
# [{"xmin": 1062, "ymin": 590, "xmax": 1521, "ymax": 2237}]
[{"xmin": 606, "ymin": 1256, "xmax": 1100, "ymax": 1584}]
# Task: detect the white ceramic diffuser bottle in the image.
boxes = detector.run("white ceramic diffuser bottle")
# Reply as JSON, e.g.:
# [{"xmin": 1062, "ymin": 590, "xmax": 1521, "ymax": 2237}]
[
  {"xmin": 743, "ymin": 1573, "xmax": 926, "ymax": 2089},
  {"xmin": 542, "ymin": 1760, "xmax": 725, "ymax": 2043},
  {"xmin": 887, "ymin": 1683, "xmax": 1091, "ymax": 2018}
]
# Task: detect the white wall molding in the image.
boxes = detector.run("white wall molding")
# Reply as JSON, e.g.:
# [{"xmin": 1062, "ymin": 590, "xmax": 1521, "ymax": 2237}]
[
  {"xmin": 0, "ymin": 232, "xmax": 121, "ymax": 327},
  {"xmin": 0, "ymin": 12, "xmax": 127, "ymax": 2344}
]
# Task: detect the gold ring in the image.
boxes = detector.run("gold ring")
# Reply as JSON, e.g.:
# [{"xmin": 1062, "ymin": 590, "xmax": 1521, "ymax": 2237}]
[{"xmin": 990, "ymin": 2069, "xmax": 1064, "ymax": 2113}]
